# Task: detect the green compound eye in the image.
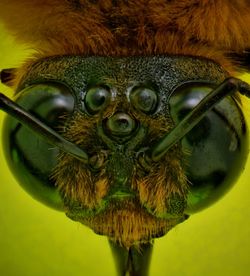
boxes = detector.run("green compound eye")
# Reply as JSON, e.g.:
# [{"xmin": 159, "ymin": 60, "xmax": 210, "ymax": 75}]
[
  {"xmin": 85, "ymin": 86, "xmax": 111, "ymax": 114},
  {"xmin": 2, "ymin": 83, "xmax": 75, "ymax": 210},
  {"xmin": 169, "ymin": 84, "xmax": 248, "ymax": 213},
  {"xmin": 130, "ymin": 87, "xmax": 158, "ymax": 114}
]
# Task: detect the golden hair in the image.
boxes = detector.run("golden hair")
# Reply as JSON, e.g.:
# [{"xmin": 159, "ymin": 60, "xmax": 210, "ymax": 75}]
[{"xmin": 1, "ymin": 0, "xmax": 250, "ymax": 73}]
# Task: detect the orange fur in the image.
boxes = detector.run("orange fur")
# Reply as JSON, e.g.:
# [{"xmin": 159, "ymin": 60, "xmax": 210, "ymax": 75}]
[
  {"xmin": 77, "ymin": 199, "xmax": 185, "ymax": 248},
  {"xmin": 0, "ymin": 1, "xmax": 250, "ymax": 73}
]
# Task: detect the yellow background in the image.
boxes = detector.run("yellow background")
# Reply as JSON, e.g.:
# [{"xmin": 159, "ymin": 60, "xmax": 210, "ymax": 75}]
[{"xmin": 0, "ymin": 23, "xmax": 249, "ymax": 276}]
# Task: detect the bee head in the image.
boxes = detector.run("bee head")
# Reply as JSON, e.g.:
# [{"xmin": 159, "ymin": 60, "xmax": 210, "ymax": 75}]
[{"xmin": 1, "ymin": 55, "xmax": 248, "ymax": 247}]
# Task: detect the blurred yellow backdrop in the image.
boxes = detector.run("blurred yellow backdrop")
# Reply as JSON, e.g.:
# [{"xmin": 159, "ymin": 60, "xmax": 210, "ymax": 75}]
[{"xmin": 0, "ymin": 23, "xmax": 249, "ymax": 276}]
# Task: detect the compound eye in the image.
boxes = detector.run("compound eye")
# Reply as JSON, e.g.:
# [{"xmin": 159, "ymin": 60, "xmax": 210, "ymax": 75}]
[
  {"xmin": 130, "ymin": 87, "xmax": 158, "ymax": 114},
  {"xmin": 20, "ymin": 83, "xmax": 75, "ymax": 126},
  {"xmin": 3, "ymin": 83, "xmax": 74, "ymax": 210},
  {"xmin": 85, "ymin": 86, "xmax": 111, "ymax": 114},
  {"xmin": 170, "ymin": 83, "xmax": 248, "ymax": 213}
]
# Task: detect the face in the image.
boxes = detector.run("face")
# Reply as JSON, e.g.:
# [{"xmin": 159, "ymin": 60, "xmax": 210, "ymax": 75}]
[
  {"xmin": 1, "ymin": 1, "xmax": 250, "ymax": 275},
  {"xmin": 2, "ymin": 55, "xmax": 248, "ymax": 248}
]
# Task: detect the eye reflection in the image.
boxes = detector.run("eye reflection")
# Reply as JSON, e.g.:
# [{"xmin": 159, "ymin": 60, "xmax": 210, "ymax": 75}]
[
  {"xmin": 85, "ymin": 86, "xmax": 111, "ymax": 114},
  {"xmin": 130, "ymin": 87, "xmax": 158, "ymax": 114}
]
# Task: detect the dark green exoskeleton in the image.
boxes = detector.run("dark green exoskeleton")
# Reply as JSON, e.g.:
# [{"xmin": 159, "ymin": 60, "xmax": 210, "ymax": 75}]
[{"xmin": 0, "ymin": 56, "xmax": 249, "ymax": 276}]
